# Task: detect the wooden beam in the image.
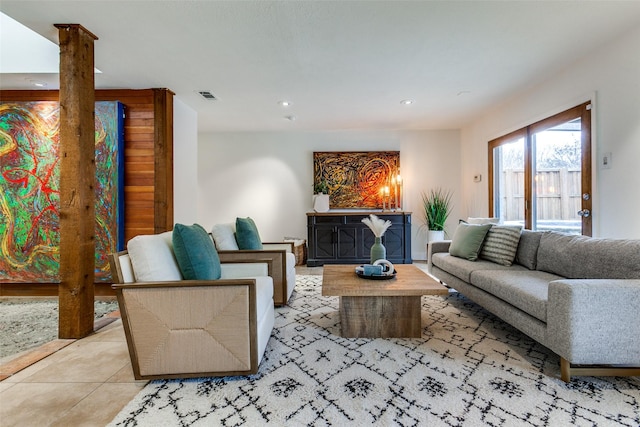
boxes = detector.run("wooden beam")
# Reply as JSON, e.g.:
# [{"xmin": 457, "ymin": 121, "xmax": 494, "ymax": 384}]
[
  {"xmin": 153, "ymin": 88, "xmax": 174, "ymax": 233},
  {"xmin": 55, "ymin": 24, "xmax": 98, "ymax": 338}
]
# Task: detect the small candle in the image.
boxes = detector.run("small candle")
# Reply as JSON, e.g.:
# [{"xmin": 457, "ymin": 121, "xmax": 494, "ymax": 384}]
[
  {"xmin": 396, "ymin": 174, "xmax": 402, "ymax": 210},
  {"xmin": 384, "ymin": 186, "xmax": 390, "ymax": 211}
]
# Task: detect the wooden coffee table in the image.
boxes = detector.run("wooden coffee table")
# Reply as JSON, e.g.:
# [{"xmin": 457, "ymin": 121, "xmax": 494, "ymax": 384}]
[{"xmin": 321, "ymin": 264, "xmax": 449, "ymax": 338}]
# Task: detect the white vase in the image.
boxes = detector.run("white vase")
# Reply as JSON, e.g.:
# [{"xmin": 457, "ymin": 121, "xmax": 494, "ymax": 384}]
[
  {"xmin": 427, "ymin": 230, "xmax": 445, "ymax": 242},
  {"xmin": 313, "ymin": 194, "xmax": 330, "ymax": 212}
]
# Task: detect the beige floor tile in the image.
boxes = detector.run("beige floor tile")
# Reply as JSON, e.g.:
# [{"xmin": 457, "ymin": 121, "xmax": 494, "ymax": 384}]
[
  {"xmin": 107, "ymin": 363, "xmax": 147, "ymax": 385},
  {"xmin": 0, "ymin": 381, "xmax": 16, "ymax": 393},
  {"xmin": 49, "ymin": 382, "xmax": 147, "ymax": 427},
  {"xmin": 0, "ymin": 382, "xmax": 100, "ymax": 427},
  {"xmin": 2, "ymin": 347, "xmax": 65, "ymax": 383},
  {"xmin": 81, "ymin": 321, "xmax": 127, "ymax": 343},
  {"xmin": 22, "ymin": 341, "xmax": 131, "ymax": 383}
]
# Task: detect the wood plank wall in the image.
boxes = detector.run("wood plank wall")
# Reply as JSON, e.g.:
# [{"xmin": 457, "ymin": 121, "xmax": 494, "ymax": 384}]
[{"xmin": 0, "ymin": 89, "xmax": 174, "ymax": 296}]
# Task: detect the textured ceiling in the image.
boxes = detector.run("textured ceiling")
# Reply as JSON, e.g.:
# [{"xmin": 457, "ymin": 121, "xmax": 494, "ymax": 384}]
[{"xmin": 1, "ymin": 1, "xmax": 640, "ymax": 132}]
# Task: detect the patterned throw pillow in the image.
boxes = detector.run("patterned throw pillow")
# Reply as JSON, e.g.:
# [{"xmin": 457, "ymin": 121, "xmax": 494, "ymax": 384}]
[{"xmin": 479, "ymin": 225, "xmax": 523, "ymax": 266}]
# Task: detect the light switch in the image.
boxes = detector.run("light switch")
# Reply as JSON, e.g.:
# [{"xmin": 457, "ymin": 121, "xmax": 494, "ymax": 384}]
[
  {"xmin": 473, "ymin": 174, "xmax": 482, "ymax": 183},
  {"xmin": 602, "ymin": 152, "xmax": 612, "ymax": 169}
]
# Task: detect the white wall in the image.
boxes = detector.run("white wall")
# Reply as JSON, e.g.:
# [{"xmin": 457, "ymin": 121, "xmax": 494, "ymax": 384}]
[
  {"xmin": 460, "ymin": 25, "xmax": 640, "ymax": 238},
  {"xmin": 173, "ymin": 97, "xmax": 199, "ymax": 224},
  {"xmin": 197, "ymin": 130, "xmax": 461, "ymax": 260}
]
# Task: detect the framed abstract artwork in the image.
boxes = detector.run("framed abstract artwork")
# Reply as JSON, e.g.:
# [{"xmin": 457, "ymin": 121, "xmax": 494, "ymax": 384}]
[
  {"xmin": 0, "ymin": 101, "xmax": 125, "ymax": 283},
  {"xmin": 313, "ymin": 151, "xmax": 401, "ymax": 209}
]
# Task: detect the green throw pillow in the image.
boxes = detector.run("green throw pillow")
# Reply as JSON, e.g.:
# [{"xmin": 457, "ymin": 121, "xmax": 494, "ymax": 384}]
[
  {"xmin": 172, "ymin": 223, "xmax": 221, "ymax": 280},
  {"xmin": 236, "ymin": 217, "xmax": 263, "ymax": 250},
  {"xmin": 449, "ymin": 223, "xmax": 492, "ymax": 261}
]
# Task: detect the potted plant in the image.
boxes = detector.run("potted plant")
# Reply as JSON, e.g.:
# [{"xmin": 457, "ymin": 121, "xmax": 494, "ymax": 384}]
[
  {"xmin": 421, "ymin": 188, "xmax": 453, "ymax": 242},
  {"xmin": 313, "ymin": 179, "xmax": 329, "ymax": 195},
  {"xmin": 313, "ymin": 179, "xmax": 330, "ymax": 212}
]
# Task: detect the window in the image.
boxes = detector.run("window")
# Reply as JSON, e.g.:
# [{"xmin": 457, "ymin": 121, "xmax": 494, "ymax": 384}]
[{"xmin": 489, "ymin": 102, "xmax": 592, "ymax": 236}]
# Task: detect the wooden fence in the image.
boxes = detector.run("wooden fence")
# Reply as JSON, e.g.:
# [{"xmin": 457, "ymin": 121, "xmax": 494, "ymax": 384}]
[{"xmin": 500, "ymin": 168, "xmax": 581, "ymax": 222}]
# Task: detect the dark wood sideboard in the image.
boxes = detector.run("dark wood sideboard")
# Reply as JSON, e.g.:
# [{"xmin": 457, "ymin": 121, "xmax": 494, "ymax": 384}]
[{"xmin": 306, "ymin": 212, "xmax": 412, "ymax": 266}]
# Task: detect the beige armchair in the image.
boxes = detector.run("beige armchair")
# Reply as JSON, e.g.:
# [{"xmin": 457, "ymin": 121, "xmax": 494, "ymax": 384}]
[
  {"xmin": 108, "ymin": 231, "xmax": 275, "ymax": 380},
  {"xmin": 210, "ymin": 223, "xmax": 296, "ymax": 306}
]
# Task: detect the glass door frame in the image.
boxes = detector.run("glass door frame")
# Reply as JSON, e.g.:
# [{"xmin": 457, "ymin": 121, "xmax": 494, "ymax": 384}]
[{"xmin": 488, "ymin": 102, "xmax": 592, "ymax": 236}]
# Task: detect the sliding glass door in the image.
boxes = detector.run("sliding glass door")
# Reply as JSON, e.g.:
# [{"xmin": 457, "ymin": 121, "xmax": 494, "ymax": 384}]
[
  {"xmin": 489, "ymin": 102, "xmax": 592, "ymax": 236},
  {"xmin": 490, "ymin": 131, "xmax": 526, "ymax": 228}
]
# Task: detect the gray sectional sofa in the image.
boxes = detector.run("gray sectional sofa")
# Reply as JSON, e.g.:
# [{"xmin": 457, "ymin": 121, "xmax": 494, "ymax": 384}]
[{"xmin": 428, "ymin": 229, "xmax": 640, "ymax": 382}]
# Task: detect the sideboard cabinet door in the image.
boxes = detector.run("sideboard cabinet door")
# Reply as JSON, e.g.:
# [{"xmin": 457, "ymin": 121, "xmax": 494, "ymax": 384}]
[{"xmin": 307, "ymin": 212, "xmax": 411, "ymax": 266}]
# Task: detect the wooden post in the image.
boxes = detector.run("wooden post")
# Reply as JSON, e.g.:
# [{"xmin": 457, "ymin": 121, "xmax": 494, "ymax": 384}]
[
  {"xmin": 153, "ymin": 88, "xmax": 174, "ymax": 233},
  {"xmin": 55, "ymin": 24, "xmax": 98, "ymax": 338}
]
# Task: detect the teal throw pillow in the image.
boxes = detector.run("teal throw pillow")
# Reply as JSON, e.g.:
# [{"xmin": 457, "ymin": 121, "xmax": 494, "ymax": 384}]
[
  {"xmin": 172, "ymin": 223, "xmax": 221, "ymax": 280},
  {"xmin": 449, "ymin": 223, "xmax": 492, "ymax": 261},
  {"xmin": 236, "ymin": 217, "xmax": 263, "ymax": 250}
]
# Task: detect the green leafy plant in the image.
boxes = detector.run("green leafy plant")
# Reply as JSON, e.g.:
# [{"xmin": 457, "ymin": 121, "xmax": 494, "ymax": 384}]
[
  {"xmin": 421, "ymin": 188, "xmax": 453, "ymax": 232},
  {"xmin": 313, "ymin": 179, "xmax": 329, "ymax": 194}
]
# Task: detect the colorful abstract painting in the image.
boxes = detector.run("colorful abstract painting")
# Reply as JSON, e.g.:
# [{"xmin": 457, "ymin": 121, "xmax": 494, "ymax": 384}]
[
  {"xmin": 0, "ymin": 101, "xmax": 124, "ymax": 283},
  {"xmin": 313, "ymin": 151, "xmax": 400, "ymax": 209}
]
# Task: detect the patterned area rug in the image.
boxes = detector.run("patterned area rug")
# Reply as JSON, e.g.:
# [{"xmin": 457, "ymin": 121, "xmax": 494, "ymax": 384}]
[{"xmin": 110, "ymin": 275, "xmax": 639, "ymax": 426}]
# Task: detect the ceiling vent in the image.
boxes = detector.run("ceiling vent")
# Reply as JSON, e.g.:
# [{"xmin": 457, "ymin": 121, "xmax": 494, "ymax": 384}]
[{"xmin": 197, "ymin": 91, "xmax": 217, "ymax": 100}]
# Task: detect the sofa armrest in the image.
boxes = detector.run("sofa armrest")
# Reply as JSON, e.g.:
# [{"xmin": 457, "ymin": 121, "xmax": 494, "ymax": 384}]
[
  {"xmin": 546, "ymin": 279, "xmax": 640, "ymax": 365},
  {"xmin": 430, "ymin": 240, "xmax": 452, "ymax": 254},
  {"xmin": 112, "ymin": 278, "xmax": 267, "ymax": 379},
  {"xmin": 262, "ymin": 242, "xmax": 294, "ymax": 253},
  {"xmin": 427, "ymin": 240, "xmax": 452, "ymax": 272}
]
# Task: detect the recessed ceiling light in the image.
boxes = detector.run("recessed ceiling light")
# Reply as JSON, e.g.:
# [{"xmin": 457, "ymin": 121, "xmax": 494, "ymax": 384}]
[
  {"xmin": 400, "ymin": 99, "xmax": 414, "ymax": 105},
  {"xmin": 279, "ymin": 101, "xmax": 291, "ymax": 107}
]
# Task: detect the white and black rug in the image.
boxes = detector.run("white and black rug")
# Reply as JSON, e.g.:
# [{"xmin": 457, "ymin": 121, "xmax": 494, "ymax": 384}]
[{"xmin": 110, "ymin": 275, "xmax": 639, "ymax": 426}]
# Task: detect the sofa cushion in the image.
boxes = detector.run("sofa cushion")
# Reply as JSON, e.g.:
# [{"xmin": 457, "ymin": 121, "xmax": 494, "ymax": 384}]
[
  {"xmin": 432, "ymin": 252, "xmax": 528, "ymax": 283},
  {"xmin": 173, "ymin": 223, "xmax": 222, "ymax": 280},
  {"xmin": 515, "ymin": 230, "xmax": 544, "ymax": 270},
  {"xmin": 211, "ymin": 223, "xmax": 240, "ymax": 250},
  {"xmin": 449, "ymin": 223, "xmax": 492, "ymax": 261},
  {"xmin": 537, "ymin": 232, "xmax": 640, "ymax": 279},
  {"xmin": 236, "ymin": 217, "xmax": 263, "ymax": 250},
  {"xmin": 127, "ymin": 231, "xmax": 182, "ymax": 282},
  {"xmin": 470, "ymin": 270, "xmax": 563, "ymax": 322},
  {"xmin": 479, "ymin": 225, "xmax": 522, "ymax": 266}
]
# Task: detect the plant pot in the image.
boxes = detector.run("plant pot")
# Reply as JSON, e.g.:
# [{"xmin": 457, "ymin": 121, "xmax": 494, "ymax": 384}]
[
  {"xmin": 427, "ymin": 230, "xmax": 445, "ymax": 242},
  {"xmin": 313, "ymin": 194, "xmax": 330, "ymax": 212}
]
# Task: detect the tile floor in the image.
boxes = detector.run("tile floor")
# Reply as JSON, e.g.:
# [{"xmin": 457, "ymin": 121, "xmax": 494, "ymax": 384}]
[
  {"xmin": 0, "ymin": 318, "xmax": 148, "ymax": 427},
  {"xmin": 0, "ymin": 263, "xmax": 428, "ymax": 426}
]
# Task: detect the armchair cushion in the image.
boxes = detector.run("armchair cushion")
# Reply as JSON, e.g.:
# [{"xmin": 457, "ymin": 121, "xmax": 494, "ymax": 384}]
[
  {"xmin": 127, "ymin": 231, "xmax": 182, "ymax": 282},
  {"xmin": 211, "ymin": 223, "xmax": 239, "ymax": 250},
  {"xmin": 173, "ymin": 223, "xmax": 222, "ymax": 280},
  {"xmin": 236, "ymin": 217, "xmax": 263, "ymax": 250}
]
